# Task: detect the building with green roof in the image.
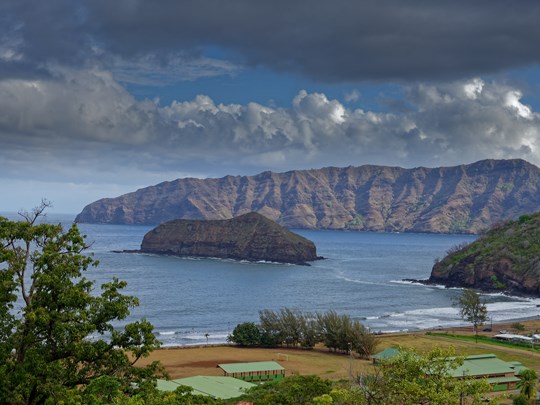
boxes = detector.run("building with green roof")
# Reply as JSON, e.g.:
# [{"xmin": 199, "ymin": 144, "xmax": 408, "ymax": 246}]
[
  {"xmin": 372, "ymin": 347, "xmax": 400, "ymax": 364},
  {"xmin": 372, "ymin": 350, "xmax": 527, "ymax": 392},
  {"xmin": 218, "ymin": 361, "xmax": 285, "ymax": 382},
  {"xmin": 156, "ymin": 376, "xmax": 255, "ymax": 399},
  {"xmin": 448, "ymin": 354, "xmax": 527, "ymax": 392}
]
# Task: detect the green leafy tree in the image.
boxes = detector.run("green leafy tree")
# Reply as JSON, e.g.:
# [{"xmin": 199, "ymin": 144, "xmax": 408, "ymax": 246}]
[
  {"xmin": 349, "ymin": 320, "xmax": 378, "ymax": 359},
  {"xmin": 517, "ymin": 368, "xmax": 538, "ymax": 401},
  {"xmin": 356, "ymin": 347, "xmax": 491, "ymax": 405},
  {"xmin": 259, "ymin": 308, "xmax": 284, "ymax": 347},
  {"xmin": 317, "ymin": 310, "xmax": 378, "ymax": 357},
  {"xmin": 454, "ymin": 289, "xmax": 488, "ymax": 341},
  {"xmin": 228, "ymin": 322, "xmax": 261, "ymax": 346},
  {"xmin": 512, "ymin": 393, "xmax": 529, "ymax": 405},
  {"xmin": 298, "ymin": 312, "xmax": 318, "ymax": 349},
  {"xmin": 316, "ymin": 310, "xmax": 342, "ymax": 352},
  {"xmin": 236, "ymin": 375, "xmax": 332, "ymax": 405},
  {"xmin": 0, "ymin": 203, "xmax": 162, "ymax": 404},
  {"xmin": 258, "ymin": 308, "xmax": 318, "ymax": 349},
  {"xmin": 512, "ymin": 322, "xmax": 526, "ymax": 332}
]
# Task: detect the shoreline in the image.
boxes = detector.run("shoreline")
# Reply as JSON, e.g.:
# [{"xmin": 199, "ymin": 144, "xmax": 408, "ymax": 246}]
[
  {"xmin": 404, "ymin": 277, "xmax": 540, "ymax": 300},
  {"xmin": 136, "ymin": 317, "xmax": 540, "ymax": 382},
  {"xmin": 153, "ymin": 314, "xmax": 540, "ymax": 351}
]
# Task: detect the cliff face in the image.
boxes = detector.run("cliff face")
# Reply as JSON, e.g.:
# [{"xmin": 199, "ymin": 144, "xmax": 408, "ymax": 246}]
[
  {"xmin": 140, "ymin": 212, "xmax": 319, "ymax": 265},
  {"xmin": 76, "ymin": 159, "xmax": 540, "ymax": 234},
  {"xmin": 429, "ymin": 212, "xmax": 540, "ymax": 295}
]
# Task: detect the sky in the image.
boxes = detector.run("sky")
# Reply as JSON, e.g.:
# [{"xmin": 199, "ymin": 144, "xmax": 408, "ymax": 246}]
[{"xmin": 2, "ymin": 1, "xmax": 540, "ymax": 214}]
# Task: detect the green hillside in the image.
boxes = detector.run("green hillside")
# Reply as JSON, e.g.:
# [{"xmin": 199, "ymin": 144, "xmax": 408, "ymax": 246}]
[{"xmin": 429, "ymin": 212, "xmax": 540, "ymax": 295}]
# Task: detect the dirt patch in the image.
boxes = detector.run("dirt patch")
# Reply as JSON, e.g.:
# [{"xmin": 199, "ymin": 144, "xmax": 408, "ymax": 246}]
[
  {"xmin": 137, "ymin": 319, "xmax": 540, "ymax": 381},
  {"xmin": 182, "ymin": 359, "xmax": 241, "ymax": 368},
  {"xmin": 137, "ymin": 345, "xmax": 357, "ymax": 380}
]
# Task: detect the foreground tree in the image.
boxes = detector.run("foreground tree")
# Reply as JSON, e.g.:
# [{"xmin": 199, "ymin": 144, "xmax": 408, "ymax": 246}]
[
  {"xmin": 455, "ymin": 289, "xmax": 488, "ymax": 341},
  {"xmin": 0, "ymin": 203, "xmax": 162, "ymax": 404},
  {"xmin": 236, "ymin": 375, "xmax": 332, "ymax": 405},
  {"xmin": 356, "ymin": 347, "xmax": 492, "ymax": 405},
  {"xmin": 517, "ymin": 368, "xmax": 538, "ymax": 401}
]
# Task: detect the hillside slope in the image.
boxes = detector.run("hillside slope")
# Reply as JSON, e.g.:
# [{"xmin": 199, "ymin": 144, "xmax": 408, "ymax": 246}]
[
  {"xmin": 76, "ymin": 159, "xmax": 540, "ymax": 234},
  {"xmin": 429, "ymin": 212, "xmax": 540, "ymax": 295}
]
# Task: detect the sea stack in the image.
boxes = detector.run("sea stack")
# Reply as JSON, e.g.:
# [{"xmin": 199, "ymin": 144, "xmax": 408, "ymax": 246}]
[{"xmin": 140, "ymin": 212, "xmax": 320, "ymax": 265}]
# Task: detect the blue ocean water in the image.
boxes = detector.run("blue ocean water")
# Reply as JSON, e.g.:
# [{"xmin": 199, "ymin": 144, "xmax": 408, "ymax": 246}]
[{"xmin": 4, "ymin": 212, "xmax": 540, "ymax": 346}]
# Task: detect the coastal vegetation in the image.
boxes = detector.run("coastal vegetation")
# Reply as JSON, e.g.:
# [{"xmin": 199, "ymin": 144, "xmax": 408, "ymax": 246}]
[
  {"xmin": 454, "ymin": 289, "xmax": 489, "ymax": 341},
  {"xmin": 229, "ymin": 308, "xmax": 378, "ymax": 358},
  {"xmin": 430, "ymin": 211, "xmax": 540, "ymax": 295}
]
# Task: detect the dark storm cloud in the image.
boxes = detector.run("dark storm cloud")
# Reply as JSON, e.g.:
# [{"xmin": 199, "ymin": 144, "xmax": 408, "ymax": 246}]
[
  {"xmin": 3, "ymin": 0, "xmax": 540, "ymax": 82},
  {"xmin": 0, "ymin": 0, "xmax": 91, "ymax": 78},
  {"xmin": 85, "ymin": 0, "xmax": 540, "ymax": 82}
]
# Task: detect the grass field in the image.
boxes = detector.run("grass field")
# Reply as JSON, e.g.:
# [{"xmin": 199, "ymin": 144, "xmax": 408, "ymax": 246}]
[
  {"xmin": 137, "ymin": 319, "xmax": 540, "ymax": 381},
  {"xmin": 132, "ymin": 320, "xmax": 540, "ymax": 405}
]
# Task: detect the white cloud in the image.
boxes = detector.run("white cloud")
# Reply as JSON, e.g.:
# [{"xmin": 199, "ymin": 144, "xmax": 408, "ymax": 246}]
[
  {"xmin": 344, "ymin": 89, "xmax": 360, "ymax": 102},
  {"xmin": 504, "ymin": 90, "xmax": 533, "ymax": 119},
  {"xmin": 1, "ymin": 69, "xmax": 540, "ymax": 212},
  {"xmin": 463, "ymin": 78, "xmax": 484, "ymax": 99}
]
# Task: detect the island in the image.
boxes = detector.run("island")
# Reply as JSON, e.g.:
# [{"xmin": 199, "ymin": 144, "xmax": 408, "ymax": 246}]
[
  {"xmin": 76, "ymin": 159, "xmax": 540, "ymax": 234},
  {"xmin": 138, "ymin": 212, "xmax": 322, "ymax": 265},
  {"xmin": 427, "ymin": 212, "xmax": 540, "ymax": 296}
]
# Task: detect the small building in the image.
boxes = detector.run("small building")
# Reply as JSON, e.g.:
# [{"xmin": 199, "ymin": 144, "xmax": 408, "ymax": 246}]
[
  {"xmin": 373, "ymin": 350, "xmax": 528, "ymax": 393},
  {"xmin": 372, "ymin": 347, "xmax": 400, "ymax": 364},
  {"xmin": 156, "ymin": 376, "xmax": 255, "ymax": 399},
  {"xmin": 218, "ymin": 361, "xmax": 285, "ymax": 382},
  {"xmin": 494, "ymin": 333, "xmax": 534, "ymax": 343},
  {"xmin": 449, "ymin": 354, "xmax": 527, "ymax": 392}
]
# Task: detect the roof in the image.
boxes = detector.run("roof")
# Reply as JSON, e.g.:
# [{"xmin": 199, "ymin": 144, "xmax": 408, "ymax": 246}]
[
  {"xmin": 372, "ymin": 347, "xmax": 400, "ymax": 360},
  {"xmin": 449, "ymin": 354, "xmax": 523, "ymax": 378},
  {"xmin": 218, "ymin": 361, "xmax": 284, "ymax": 374},
  {"xmin": 494, "ymin": 333, "xmax": 534, "ymax": 342},
  {"xmin": 156, "ymin": 379, "xmax": 183, "ymax": 391},
  {"xmin": 157, "ymin": 376, "xmax": 255, "ymax": 399},
  {"xmin": 486, "ymin": 376, "xmax": 520, "ymax": 384}
]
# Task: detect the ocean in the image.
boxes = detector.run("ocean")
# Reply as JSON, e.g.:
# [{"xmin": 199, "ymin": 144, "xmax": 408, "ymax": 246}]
[{"xmin": 4, "ymin": 212, "xmax": 540, "ymax": 347}]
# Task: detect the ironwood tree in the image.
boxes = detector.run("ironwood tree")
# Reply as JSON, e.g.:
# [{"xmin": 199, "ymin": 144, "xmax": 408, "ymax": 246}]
[{"xmin": 454, "ymin": 289, "xmax": 488, "ymax": 342}]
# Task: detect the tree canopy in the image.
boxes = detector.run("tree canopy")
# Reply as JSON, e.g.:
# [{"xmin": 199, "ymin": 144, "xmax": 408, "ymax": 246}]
[
  {"xmin": 517, "ymin": 368, "xmax": 538, "ymax": 401},
  {"xmin": 454, "ymin": 289, "xmax": 488, "ymax": 340},
  {"xmin": 0, "ymin": 203, "xmax": 162, "ymax": 404},
  {"xmin": 356, "ymin": 347, "xmax": 493, "ymax": 405},
  {"xmin": 229, "ymin": 308, "xmax": 378, "ymax": 358}
]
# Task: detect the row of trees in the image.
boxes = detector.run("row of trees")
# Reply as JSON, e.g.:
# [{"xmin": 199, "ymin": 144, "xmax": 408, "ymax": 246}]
[{"xmin": 229, "ymin": 308, "xmax": 378, "ymax": 358}]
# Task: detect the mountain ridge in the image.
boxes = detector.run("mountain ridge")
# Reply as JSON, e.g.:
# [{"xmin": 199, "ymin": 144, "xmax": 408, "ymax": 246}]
[{"xmin": 75, "ymin": 159, "xmax": 540, "ymax": 234}]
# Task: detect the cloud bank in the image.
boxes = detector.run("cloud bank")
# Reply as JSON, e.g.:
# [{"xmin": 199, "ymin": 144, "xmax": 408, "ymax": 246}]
[
  {"xmin": 1, "ymin": 70, "xmax": 538, "ymax": 187},
  {"xmin": 3, "ymin": 1, "xmax": 540, "ymax": 212}
]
